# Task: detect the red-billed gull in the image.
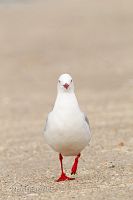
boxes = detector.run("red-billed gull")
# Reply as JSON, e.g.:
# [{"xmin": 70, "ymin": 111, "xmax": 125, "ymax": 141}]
[{"xmin": 44, "ymin": 73, "xmax": 91, "ymax": 182}]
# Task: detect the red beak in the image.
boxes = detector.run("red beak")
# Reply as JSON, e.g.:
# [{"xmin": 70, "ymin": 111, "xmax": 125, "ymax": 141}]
[{"xmin": 63, "ymin": 83, "xmax": 69, "ymax": 89}]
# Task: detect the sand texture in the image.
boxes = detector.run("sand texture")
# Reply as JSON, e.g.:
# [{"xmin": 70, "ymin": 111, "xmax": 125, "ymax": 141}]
[{"xmin": 0, "ymin": 0, "xmax": 133, "ymax": 199}]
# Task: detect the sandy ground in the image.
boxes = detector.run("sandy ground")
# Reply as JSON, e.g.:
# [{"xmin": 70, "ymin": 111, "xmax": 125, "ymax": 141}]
[{"xmin": 0, "ymin": 0, "xmax": 133, "ymax": 199}]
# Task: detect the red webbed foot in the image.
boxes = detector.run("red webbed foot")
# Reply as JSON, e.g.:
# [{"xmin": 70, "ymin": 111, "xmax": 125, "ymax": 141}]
[
  {"xmin": 56, "ymin": 153, "xmax": 75, "ymax": 182},
  {"xmin": 56, "ymin": 172, "xmax": 75, "ymax": 182}
]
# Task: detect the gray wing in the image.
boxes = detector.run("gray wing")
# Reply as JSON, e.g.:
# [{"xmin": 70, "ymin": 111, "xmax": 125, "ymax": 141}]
[
  {"xmin": 44, "ymin": 117, "xmax": 48, "ymax": 132},
  {"xmin": 44, "ymin": 112, "xmax": 51, "ymax": 132},
  {"xmin": 83, "ymin": 113, "xmax": 91, "ymax": 145},
  {"xmin": 44, "ymin": 105, "xmax": 54, "ymax": 132},
  {"xmin": 85, "ymin": 115, "xmax": 89, "ymax": 125},
  {"xmin": 44, "ymin": 111, "xmax": 52, "ymax": 132},
  {"xmin": 83, "ymin": 113, "xmax": 91, "ymax": 130}
]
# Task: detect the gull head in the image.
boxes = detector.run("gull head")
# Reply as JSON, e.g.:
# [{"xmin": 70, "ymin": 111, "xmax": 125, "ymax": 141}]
[{"xmin": 57, "ymin": 74, "xmax": 74, "ymax": 93}]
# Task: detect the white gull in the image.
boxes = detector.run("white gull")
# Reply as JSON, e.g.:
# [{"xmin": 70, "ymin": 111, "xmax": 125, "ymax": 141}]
[{"xmin": 44, "ymin": 73, "xmax": 91, "ymax": 181}]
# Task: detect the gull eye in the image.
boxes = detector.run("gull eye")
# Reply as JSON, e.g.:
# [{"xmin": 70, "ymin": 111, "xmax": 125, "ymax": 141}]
[
  {"xmin": 71, "ymin": 79, "xmax": 72, "ymax": 83},
  {"xmin": 58, "ymin": 80, "xmax": 61, "ymax": 83}
]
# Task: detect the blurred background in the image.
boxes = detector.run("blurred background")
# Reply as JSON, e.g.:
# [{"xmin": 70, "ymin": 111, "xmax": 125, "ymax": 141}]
[{"xmin": 0, "ymin": 0, "xmax": 133, "ymax": 199}]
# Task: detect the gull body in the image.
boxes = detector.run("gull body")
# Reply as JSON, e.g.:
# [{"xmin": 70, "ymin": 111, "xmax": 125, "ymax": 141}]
[{"xmin": 44, "ymin": 73, "xmax": 91, "ymax": 181}]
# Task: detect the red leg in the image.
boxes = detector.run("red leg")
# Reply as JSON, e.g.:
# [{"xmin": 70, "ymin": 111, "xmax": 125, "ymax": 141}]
[
  {"xmin": 56, "ymin": 153, "xmax": 75, "ymax": 182},
  {"xmin": 71, "ymin": 153, "xmax": 81, "ymax": 175}
]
